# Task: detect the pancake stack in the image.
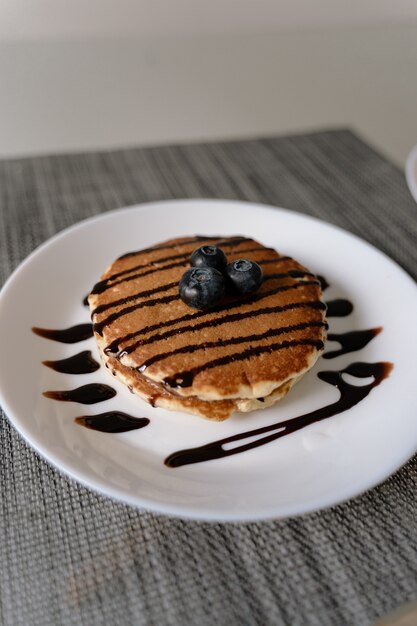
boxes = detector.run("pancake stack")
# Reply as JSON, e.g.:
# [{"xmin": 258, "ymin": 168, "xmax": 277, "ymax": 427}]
[{"xmin": 88, "ymin": 236, "xmax": 327, "ymax": 420}]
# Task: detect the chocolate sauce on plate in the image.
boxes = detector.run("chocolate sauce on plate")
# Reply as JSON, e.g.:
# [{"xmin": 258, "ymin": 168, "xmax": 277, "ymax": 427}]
[
  {"xmin": 36, "ymin": 264, "xmax": 392, "ymax": 470},
  {"xmin": 75, "ymin": 411, "xmax": 149, "ymax": 433},
  {"xmin": 324, "ymin": 328, "xmax": 382, "ymax": 359},
  {"xmin": 32, "ymin": 324, "xmax": 93, "ymax": 343},
  {"xmin": 326, "ymin": 299, "xmax": 354, "ymax": 317},
  {"xmin": 165, "ymin": 361, "xmax": 393, "ymax": 467},
  {"xmin": 42, "ymin": 350, "xmax": 100, "ymax": 374},
  {"xmin": 43, "ymin": 383, "xmax": 116, "ymax": 404}
]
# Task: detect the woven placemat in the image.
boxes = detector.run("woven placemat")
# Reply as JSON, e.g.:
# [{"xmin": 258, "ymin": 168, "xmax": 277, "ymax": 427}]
[{"xmin": 1, "ymin": 129, "xmax": 416, "ymax": 626}]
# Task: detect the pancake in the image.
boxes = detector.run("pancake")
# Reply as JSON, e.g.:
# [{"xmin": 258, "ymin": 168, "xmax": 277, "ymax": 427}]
[
  {"xmin": 102, "ymin": 352, "xmax": 298, "ymax": 421},
  {"xmin": 88, "ymin": 235, "xmax": 326, "ymax": 417}
]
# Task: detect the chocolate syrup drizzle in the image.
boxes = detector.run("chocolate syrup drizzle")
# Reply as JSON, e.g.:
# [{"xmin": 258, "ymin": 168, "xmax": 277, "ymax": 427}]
[
  {"xmin": 326, "ymin": 299, "xmax": 354, "ymax": 317},
  {"xmin": 93, "ymin": 279, "xmax": 319, "ymax": 336},
  {"xmin": 163, "ymin": 338, "xmax": 324, "ymax": 389},
  {"xmin": 36, "ymin": 249, "xmax": 392, "ymax": 464},
  {"xmin": 43, "ymin": 383, "xmax": 116, "ymax": 404},
  {"xmin": 106, "ymin": 295, "xmax": 325, "ymax": 356},
  {"xmin": 75, "ymin": 411, "xmax": 149, "ymax": 433},
  {"xmin": 91, "ymin": 237, "xmax": 255, "ymax": 295},
  {"xmin": 324, "ymin": 328, "xmax": 382, "ymax": 360},
  {"xmin": 165, "ymin": 361, "xmax": 393, "ymax": 468},
  {"xmin": 109, "ymin": 243, "xmax": 272, "ymax": 287},
  {"xmin": 92, "ymin": 280, "xmax": 178, "ymax": 316},
  {"xmin": 316, "ymin": 275, "xmax": 329, "ymax": 291},
  {"xmin": 138, "ymin": 321, "xmax": 326, "ymax": 372},
  {"xmin": 117, "ymin": 300, "xmax": 326, "ymax": 358},
  {"xmin": 42, "ymin": 350, "xmax": 100, "ymax": 374},
  {"xmin": 92, "ymin": 266, "xmax": 307, "ymax": 319},
  {"xmin": 118, "ymin": 235, "xmax": 212, "ymax": 261},
  {"xmin": 32, "ymin": 324, "xmax": 93, "ymax": 343}
]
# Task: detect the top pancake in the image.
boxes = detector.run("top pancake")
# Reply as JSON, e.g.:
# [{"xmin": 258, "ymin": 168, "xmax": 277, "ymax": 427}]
[{"xmin": 89, "ymin": 236, "xmax": 326, "ymax": 401}]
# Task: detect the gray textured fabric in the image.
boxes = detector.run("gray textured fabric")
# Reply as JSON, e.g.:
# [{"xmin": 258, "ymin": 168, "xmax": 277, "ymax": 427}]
[{"xmin": 1, "ymin": 129, "xmax": 417, "ymax": 626}]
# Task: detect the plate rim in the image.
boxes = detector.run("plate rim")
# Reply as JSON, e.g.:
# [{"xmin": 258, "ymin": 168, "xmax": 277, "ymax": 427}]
[{"xmin": 1, "ymin": 198, "xmax": 417, "ymax": 522}]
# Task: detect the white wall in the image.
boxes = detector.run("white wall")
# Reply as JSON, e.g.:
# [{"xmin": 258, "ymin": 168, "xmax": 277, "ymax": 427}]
[
  {"xmin": 0, "ymin": 2, "xmax": 416, "ymax": 164},
  {"xmin": 1, "ymin": 0, "xmax": 417, "ymax": 39}
]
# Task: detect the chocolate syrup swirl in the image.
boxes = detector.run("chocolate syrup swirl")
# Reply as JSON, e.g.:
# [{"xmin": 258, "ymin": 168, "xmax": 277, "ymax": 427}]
[
  {"xmin": 36, "ymin": 266, "xmax": 392, "ymax": 473},
  {"xmin": 75, "ymin": 411, "xmax": 149, "ymax": 433},
  {"xmin": 324, "ymin": 328, "xmax": 382, "ymax": 359},
  {"xmin": 165, "ymin": 361, "xmax": 393, "ymax": 467},
  {"xmin": 117, "ymin": 300, "xmax": 326, "ymax": 357},
  {"xmin": 326, "ymin": 299, "xmax": 354, "ymax": 317},
  {"xmin": 138, "ymin": 321, "xmax": 326, "ymax": 372},
  {"xmin": 32, "ymin": 324, "xmax": 93, "ymax": 343},
  {"xmin": 163, "ymin": 338, "xmax": 324, "ymax": 389},
  {"xmin": 43, "ymin": 350, "xmax": 100, "ymax": 374},
  {"xmin": 43, "ymin": 383, "xmax": 116, "ymax": 404}
]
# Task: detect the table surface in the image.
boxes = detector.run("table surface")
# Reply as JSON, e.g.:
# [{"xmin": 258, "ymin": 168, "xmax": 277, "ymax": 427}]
[{"xmin": 1, "ymin": 129, "xmax": 416, "ymax": 626}]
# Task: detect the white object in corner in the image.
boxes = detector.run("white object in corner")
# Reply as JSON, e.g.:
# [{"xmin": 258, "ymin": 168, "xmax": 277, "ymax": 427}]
[{"xmin": 405, "ymin": 144, "xmax": 417, "ymax": 203}]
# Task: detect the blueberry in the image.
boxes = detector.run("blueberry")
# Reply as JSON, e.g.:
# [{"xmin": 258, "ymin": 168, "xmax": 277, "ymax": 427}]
[
  {"xmin": 179, "ymin": 267, "xmax": 225, "ymax": 309},
  {"xmin": 190, "ymin": 245, "xmax": 227, "ymax": 272},
  {"xmin": 225, "ymin": 259, "xmax": 263, "ymax": 294}
]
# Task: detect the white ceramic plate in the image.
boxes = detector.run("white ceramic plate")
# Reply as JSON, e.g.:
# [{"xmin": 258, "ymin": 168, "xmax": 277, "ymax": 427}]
[{"xmin": 1, "ymin": 199, "xmax": 417, "ymax": 521}]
